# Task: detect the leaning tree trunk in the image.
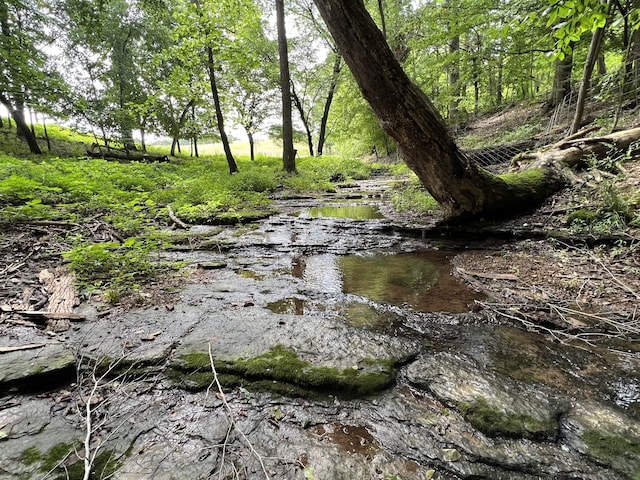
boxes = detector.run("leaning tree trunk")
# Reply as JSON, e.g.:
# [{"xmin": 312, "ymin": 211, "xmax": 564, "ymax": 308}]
[
  {"xmin": 570, "ymin": 19, "xmax": 608, "ymax": 135},
  {"xmin": 317, "ymin": 55, "xmax": 342, "ymax": 156},
  {"xmin": 0, "ymin": 94, "xmax": 42, "ymax": 154},
  {"xmin": 291, "ymin": 85, "xmax": 314, "ymax": 157},
  {"xmin": 311, "ymin": 0, "xmax": 566, "ymax": 219},
  {"xmin": 206, "ymin": 46, "xmax": 238, "ymax": 174}
]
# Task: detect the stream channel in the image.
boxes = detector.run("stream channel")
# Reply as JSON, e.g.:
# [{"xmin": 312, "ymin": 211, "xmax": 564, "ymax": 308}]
[{"xmin": 1, "ymin": 178, "xmax": 640, "ymax": 479}]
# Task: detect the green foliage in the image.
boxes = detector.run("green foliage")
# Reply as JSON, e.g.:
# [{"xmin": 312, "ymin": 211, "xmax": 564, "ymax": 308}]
[
  {"xmin": 568, "ymin": 181, "xmax": 638, "ymax": 233},
  {"xmin": 389, "ymin": 175, "xmax": 440, "ymax": 215},
  {"xmin": 545, "ymin": 0, "xmax": 609, "ymax": 58},
  {"xmin": 62, "ymin": 237, "xmax": 167, "ymax": 303}
]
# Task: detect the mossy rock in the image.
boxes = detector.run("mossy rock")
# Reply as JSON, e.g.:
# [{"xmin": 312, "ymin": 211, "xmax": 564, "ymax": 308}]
[
  {"xmin": 581, "ymin": 430, "xmax": 640, "ymax": 479},
  {"xmin": 566, "ymin": 208, "xmax": 600, "ymax": 225},
  {"xmin": 458, "ymin": 396, "xmax": 557, "ymax": 440},
  {"xmin": 19, "ymin": 442, "xmax": 121, "ymax": 480},
  {"xmin": 169, "ymin": 345, "xmax": 396, "ymax": 398}
]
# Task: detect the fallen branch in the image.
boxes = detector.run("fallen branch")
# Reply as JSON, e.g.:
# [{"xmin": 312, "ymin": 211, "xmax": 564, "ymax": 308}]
[
  {"xmin": 207, "ymin": 343, "xmax": 271, "ymax": 480},
  {"xmin": 167, "ymin": 205, "xmax": 190, "ymax": 229},
  {"xmin": 0, "ymin": 343, "xmax": 46, "ymax": 353}
]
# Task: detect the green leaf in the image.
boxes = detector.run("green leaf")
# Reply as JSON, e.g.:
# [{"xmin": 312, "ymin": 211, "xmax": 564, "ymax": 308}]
[{"xmin": 304, "ymin": 466, "xmax": 316, "ymax": 480}]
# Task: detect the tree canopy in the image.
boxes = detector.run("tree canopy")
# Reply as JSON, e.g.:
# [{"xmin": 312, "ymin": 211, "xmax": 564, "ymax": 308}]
[{"xmin": 4, "ymin": 0, "xmax": 640, "ymax": 180}]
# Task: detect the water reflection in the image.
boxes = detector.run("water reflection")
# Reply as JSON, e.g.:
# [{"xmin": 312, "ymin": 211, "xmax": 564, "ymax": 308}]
[
  {"xmin": 297, "ymin": 205, "xmax": 384, "ymax": 220},
  {"xmin": 293, "ymin": 251, "xmax": 483, "ymax": 313}
]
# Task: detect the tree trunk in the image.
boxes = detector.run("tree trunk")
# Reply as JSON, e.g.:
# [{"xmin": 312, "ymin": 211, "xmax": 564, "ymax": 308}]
[
  {"xmin": 570, "ymin": 8, "xmax": 609, "ymax": 134},
  {"xmin": 291, "ymin": 85, "xmax": 314, "ymax": 157},
  {"xmin": 629, "ymin": 0, "xmax": 640, "ymax": 94},
  {"xmin": 276, "ymin": 0, "xmax": 297, "ymax": 173},
  {"xmin": 377, "ymin": 0, "xmax": 387, "ymax": 39},
  {"xmin": 0, "ymin": 94, "xmax": 42, "ymax": 154},
  {"xmin": 246, "ymin": 129, "xmax": 255, "ymax": 162},
  {"xmin": 171, "ymin": 99, "xmax": 194, "ymax": 157},
  {"xmin": 311, "ymin": 0, "xmax": 566, "ymax": 219},
  {"xmin": 448, "ymin": 33, "xmax": 462, "ymax": 127},
  {"xmin": 206, "ymin": 46, "xmax": 238, "ymax": 174},
  {"xmin": 318, "ymin": 55, "xmax": 342, "ymax": 156},
  {"xmin": 545, "ymin": 50, "xmax": 573, "ymax": 111}
]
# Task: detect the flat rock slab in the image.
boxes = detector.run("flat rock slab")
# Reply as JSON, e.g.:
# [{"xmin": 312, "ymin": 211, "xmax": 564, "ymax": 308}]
[
  {"xmin": 406, "ymin": 351, "xmax": 567, "ymax": 440},
  {"xmin": 0, "ymin": 327, "xmax": 75, "ymax": 392}
]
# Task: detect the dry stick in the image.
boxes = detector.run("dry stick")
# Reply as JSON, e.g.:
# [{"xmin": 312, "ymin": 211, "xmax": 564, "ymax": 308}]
[
  {"xmin": 167, "ymin": 205, "xmax": 190, "ymax": 229},
  {"xmin": 207, "ymin": 343, "xmax": 271, "ymax": 480},
  {"xmin": 557, "ymin": 240, "xmax": 640, "ymax": 300}
]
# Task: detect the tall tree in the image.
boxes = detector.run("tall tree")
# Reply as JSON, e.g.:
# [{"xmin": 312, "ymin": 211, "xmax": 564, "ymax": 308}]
[
  {"xmin": 0, "ymin": 0, "xmax": 54, "ymax": 154},
  {"xmin": 311, "ymin": 0, "xmax": 565, "ymax": 218},
  {"xmin": 276, "ymin": 0, "xmax": 297, "ymax": 172}
]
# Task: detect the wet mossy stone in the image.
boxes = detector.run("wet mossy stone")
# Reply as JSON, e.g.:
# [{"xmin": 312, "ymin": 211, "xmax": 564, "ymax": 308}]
[
  {"xmin": 18, "ymin": 443, "xmax": 121, "ymax": 480},
  {"xmin": 169, "ymin": 345, "xmax": 396, "ymax": 398},
  {"xmin": 458, "ymin": 397, "xmax": 557, "ymax": 440}
]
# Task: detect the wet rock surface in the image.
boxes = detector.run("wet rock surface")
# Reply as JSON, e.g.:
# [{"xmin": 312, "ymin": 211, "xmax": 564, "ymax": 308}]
[{"xmin": 1, "ymin": 178, "xmax": 639, "ymax": 479}]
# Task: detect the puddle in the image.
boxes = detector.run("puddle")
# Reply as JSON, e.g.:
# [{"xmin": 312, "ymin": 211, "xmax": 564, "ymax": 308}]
[
  {"xmin": 266, "ymin": 298, "xmax": 306, "ymax": 315},
  {"xmin": 312, "ymin": 423, "xmax": 379, "ymax": 457},
  {"xmin": 340, "ymin": 302, "xmax": 405, "ymax": 331},
  {"xmin": 297, "ymin": 205, "xmax": 384, "ymax": 220},
  {"xmin": 235, "ymin": 269, "xmax": 265, "ymax": 280},
  {"xmin": 294, "ymin": 251, "xmax": 483, "ymax": 312},
  {"xmin": 612, "ymin": 377, "xmax": 640, "ymax": 411}
]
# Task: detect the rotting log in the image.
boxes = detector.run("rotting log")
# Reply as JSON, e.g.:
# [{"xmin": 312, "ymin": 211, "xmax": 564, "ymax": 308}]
[
  {"xmin": 39, "ymin": 267, "xmax": 79, "ymax": 333},
  {"xmin": 86, "ymin": 143, "xmax": 170, "ymax": 162},
  {"xmin": 515, "ymin": 126, "xmax": 640, "ymax": 170}
]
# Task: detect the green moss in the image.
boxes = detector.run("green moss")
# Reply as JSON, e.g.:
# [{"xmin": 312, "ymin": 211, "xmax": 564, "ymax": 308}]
[
  {"xmin": 56, "ymin": 449, "xmax": 120, "ymax": 480},
  {"xmin": 18, "ymin": 446, "xmax": 42, "ymax": 465},
  {"xmin": 582, "ymin": 429, "xmax": 640, "ymax": 469},
  {"xmin": 170, "ymin": 345, "xmax": 396, "ymax": 398},
  {"xmin": 566, "ymin": 208, "xmax": 600, "ymax": 225},
  {"xmin": 41, "ymin": 442, "xmax": 76, "ymax": 472},
  {"xmin": 19, "ymin": 442, "xmax": 121, "ymax": 480},
  {"xmin": 458, "ymin": 397, "xmax": 556, "ymax": 439},
  {"xmin": 499, "ymin": 168, "xmax": 548, "ymax": 193}
]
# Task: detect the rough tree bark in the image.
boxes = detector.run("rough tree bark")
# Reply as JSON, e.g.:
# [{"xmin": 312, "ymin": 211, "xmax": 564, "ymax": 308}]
[
  {"xmin": 206, "ymin": 46, "xmax": 238, "ymax": 174},
  {"xmin": 545, "ymin": 50, "xmax": 573, "ymax": 112},
  {"xmin": 276, "ymin": 0, "xmax": 297, "ymax": 173},
  {"xmin": 311, "ymin": 0, "xmax": 570, "ymax": 219}
]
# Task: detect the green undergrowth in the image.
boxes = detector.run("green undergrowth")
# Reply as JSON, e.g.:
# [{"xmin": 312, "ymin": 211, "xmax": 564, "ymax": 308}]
[
  {"xmin": 567, "ymin": 180, "xmax": 640, "ymax": 234},
  {"xmin": 388, "ymin": 171, "xmax": 440, "ymax": 215},
  {"xmin": 0, "ymin": 127, "xmax": 383, "ymax": 301},
  {"xmin": 169, "ymin": 345, "xmax": 397, "ymax": 398}
]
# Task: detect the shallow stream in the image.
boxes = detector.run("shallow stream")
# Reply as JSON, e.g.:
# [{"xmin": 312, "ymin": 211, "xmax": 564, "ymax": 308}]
[{"xmin": 1, "ymin": 178, "xmax": 639, "ymax": 480}]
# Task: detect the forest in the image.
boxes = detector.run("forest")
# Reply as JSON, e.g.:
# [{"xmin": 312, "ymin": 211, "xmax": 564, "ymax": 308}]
[{"xmin": 2, "ymin": 2, "xmax": 640, "ymax": 479}]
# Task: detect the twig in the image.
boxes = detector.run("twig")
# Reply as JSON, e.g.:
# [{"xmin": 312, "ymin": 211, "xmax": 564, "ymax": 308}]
[
  {"xmin": 0, "ymin": 343, "xmax": 45, "ymax": 353},
  {"xmin": 207, "ymin": 343, "xmax": 271, "ymax": 480},
  {"xmin": 167, "ymin": 205, "xmax": 190, "ymax": 229}
]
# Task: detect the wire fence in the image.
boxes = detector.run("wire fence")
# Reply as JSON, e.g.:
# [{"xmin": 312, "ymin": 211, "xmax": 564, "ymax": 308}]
[{"xmin": 461, "ymin": 63, "xmax": 640, "ymax": 169}]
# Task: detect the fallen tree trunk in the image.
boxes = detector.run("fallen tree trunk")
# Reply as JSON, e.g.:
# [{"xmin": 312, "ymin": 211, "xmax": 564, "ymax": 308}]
[
  {"xmin": 86, "ymin": 143, "xmax": 170, "ymax": 162},
  {"xmin": 515, "ymin": 127, "xmax": 640, "ymax": 169}
]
